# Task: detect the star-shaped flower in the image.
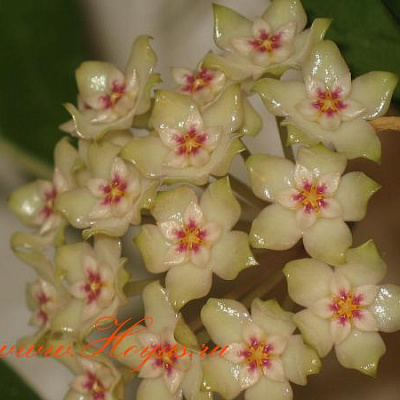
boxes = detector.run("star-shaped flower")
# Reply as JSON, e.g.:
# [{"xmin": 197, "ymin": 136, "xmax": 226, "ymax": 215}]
[
  {"xmin": 9, "ymin": 138, "xmax": 78, "ymax": 242},
  {"xmin": 54, "ymin": 236, "xmax": 128, "ymax": 336},
  {"xmin": 115, "ymin": 282, "xmax": 207, "ymax": 400},
  {"xmin": 247, "ymin": 145, "xmax": 380, "ymax": 264},
  {"xmin": 56, "ymin": 140, "xmax": 159, "ymax": 238},
  {"xmin": 202, "ymin": 0, "xmax": 330, "ymax": 81},
  {"xmin": 27, "ymin": 279, "xmax": 60, "ymax": 329},
  {"xmin": 284, "ymin": 240, "xmax": 400, "ymax": 375},
  {"xmin": 200, "ymin": 297, "xmax": 320, "ymax": 400},
  {"xmin": 120, "ymin": 85, "xmax": 249, "ymax": 185},
  {"xmin": 173, "ymin": 66, "xmax": 226, "ymax": 107},
  {"xmin": 61, "ymin": 36, "xmax": 159, "ymax": 140},
  {"xmin": 253, "ymin": 40, "xmax": 398, "ymax": 162},
  {"xmin": 135, "ymin": 178, "xmax": 257, "ymax": 309}
]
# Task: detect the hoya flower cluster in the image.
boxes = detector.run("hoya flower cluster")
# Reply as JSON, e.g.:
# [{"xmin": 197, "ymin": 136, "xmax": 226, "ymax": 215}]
[{"xmin": 8, "ymin": 1, "xmax": 400, "ymax": 400}]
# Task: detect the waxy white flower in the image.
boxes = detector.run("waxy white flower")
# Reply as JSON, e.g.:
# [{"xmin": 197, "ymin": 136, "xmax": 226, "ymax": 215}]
[
  {"xmin": 70, "ymin": 359, "xmax": 119, "ymax": 400},
  {"xmin": 27, "ymin": 279, "xmax": 60, "ymax": 329},
  {"xmin": 9, "ymin": 138, "xmax": 78, "ymax": 241},
  {"xmin": 115, "ymin": 282, "xmax": 207, "ymax": 400},
  {"xmin": 120, "ymin": 86, "xmax": 248, "ymax": 185},
  {"xmin": 200, "ymin": 298, "xmax": 320, "ymax": 400},
  {"xmin": 61, "ymin": 36, "xmax": 159, "ymax": 140},
  {"xmin": 135, "ymin": 178, "xmax": 257, "ymax": 309},
  {"xmin": 254, "ymin": 40, "xmax": 398, "ymax": 162},
  {"xmin": 173, "ymin": 66, "xmax": 226, "ymax": 107},
  {"xmin": 202, "ymin": 0, "xmax": 330, "ymax": 81},
  {"xmin": 284, "ymin": 241, "xmax": 400, "ymax": 375},
  {"xmin": 247, "ymin": 145, "xmax": 380, "ymax": 265},
  {"xmin": 56, "ymin": 140, "xmax": 158, "ymax": 238},
  {"xmin": 54, "ymin": 236, "xmax": 128, "ymax": 336}
]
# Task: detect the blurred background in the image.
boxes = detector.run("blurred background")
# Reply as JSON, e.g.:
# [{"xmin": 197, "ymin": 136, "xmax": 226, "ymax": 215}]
[{"xmin": 0, "ymin": 0, "xmax": 400, "ymax": 399}]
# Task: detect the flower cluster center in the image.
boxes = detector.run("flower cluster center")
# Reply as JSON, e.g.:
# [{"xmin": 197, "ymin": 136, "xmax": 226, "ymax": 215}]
[
  {"xmin": 100, "ymin": 80, "xmax": 126, "ymax": 109},
  {"xmin": 174, "ymin": 220, "xmax": 206, "ymax": 253},
  {"xmin": 241, "ymin": 338, "xmax": 276, "ymax": 370},
  {"xmin": 41, "ymin": 187, "xmax": 57, "ymax": 218},
  {"xmin": 153, "ymin": 343, "xmax": 178, "ymax": 376},
  {"xmin": 330, "ymin": 290, "xmax": 363, "ymax": 325},
  {"xmin": 312, "ymin": 88, "xmax": 347, "ymax": 117},
  {"xmin": 183, "ymin": 69, "xmax": 213, "ymax": 93},
  {"xmin": 294, "ymin": 181, "xmax": 327, "ymax": 214},
  {"xmin": 175, "ymin": 128, "xmax": 208, "ymax": 157},
  {"xmin": 100, "ymin": 174, "xmax": 128, "ymax": 205},
  {"xmin": 84, "ymin": 270, "xmax": 104, "ymax": 304},
  {"xmin": 84, "ymin": 372, "xmax": 106, "ymax": 400},
  {"xmin": 249, "ymin": 30, "xmax": 282, "ymax": 53}
]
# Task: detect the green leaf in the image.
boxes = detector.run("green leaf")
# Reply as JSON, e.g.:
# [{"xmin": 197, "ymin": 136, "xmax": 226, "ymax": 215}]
[
  {"xmin": 0, "ymin": 0, "xmax": 87, "ymax": 167},
  {"xmin": 302, "ymin": 0, "xmax": 400, "ymax": 102},
  {"xmin": 0, "ymin": 361, "xmax": 43, "ymax": 400}
]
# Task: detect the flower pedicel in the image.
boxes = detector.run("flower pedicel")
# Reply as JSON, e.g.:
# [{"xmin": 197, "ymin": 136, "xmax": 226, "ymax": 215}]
[{"xmin": 8, "ymin": 1, "xmax": 400, "ymax": 400}]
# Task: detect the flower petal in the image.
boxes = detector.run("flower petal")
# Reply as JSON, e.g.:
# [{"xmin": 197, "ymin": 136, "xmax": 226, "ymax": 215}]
[
  {"xmin": 120, "ymin": 135, "xmax": 169, "ymax": 177},
  {"xmin": 200, "ymin": 178, "xmax": 241, "ymax": 232},
  {"xmin": 350, "ymin": 71, "xmax": 398, "ymax": 119},
  {"xmin": 250, "ymin": 204, "xmax": 302, "ymax": 250},
  {"xmin": 135, "ymin": 225, "xmax": 171, "ymax": 273},
  {"xmin": 263, "ymin": 0, "xmax": 307, "ymax": 33},
  {"xmin": 264, "ymin": 358, "xmax": 286, "ymax": 382},
  {"xmin": 209, "ymin": 231, "xmax": 257, "ymax": 280},
  {"xmin": 283, "ymin": 258, "xmax": 333, "ymax": 307},
  {"xmin": 202, "ymin": 84, "xmax": 243, "ymax": 134},
  {"xmin": 240, "ymin": 97, "xmax": 263, "ymax": 137},
  {"xmin": 340, "ymin": 99, "xmax": 366, "ymax": 121},
  {"xmin": 334, "ymin": 329, "xmax": 386, "ymax": 376},
  {"xmin": 56, "ymin": 188, "xmax": 97, "ymax": 229},
  {"xmin": 296, "ymin": 145, "xmax": 347, "ymax": 177},
  {"xmin": 224, "ymin": 342, "xmax": 249, "ymax": 364},
  {"xmin": 75, "ymin": 61, "xmax": 125, "ymax": 109},
  {"xmin": 370, "ymin": 284, "xmax": 400, "ymax": 333},
  {"xmin": 87, "ymin": 141, "xmax": 120, "ymax": 180},
  {"xmin": 251, "ymin": 299, "xmax": 296, "ymax": 337},
  {"xmin": 334, "ymin": 172, "xmax": 380, "ymax": 221},
  {"xmin": 137, "ymin": 377, "xmax": 177, "ymax": 400},
  {"xmin": 183, "ymin": 202, "xmax": 204, "ymax": 226},
  {"xmin": 240, "ymin": 364, "xmax": 261, "ymax": 389},
  {"xmin": 330, "ymin": 272, "xmax": 351, "ymax": 296},
  {"xmin": 165, "ymin": 264, "xmax": 213, "ymax": 310},
  {"xmin": 125, "ymin": 35, "xmax": 158, "ymax": 115},
  {"xmin": 172, "ymin": 67, "xmax": 193, "ymax": 86},
  {"xmin": 293, "ymin": 309, "xmax": 333, "ymax": 358},
  {"xmin": 212, "ymin": 3, "xmax": 252, "ymax": 51},
  {"xmin": 331, "ymin": 119, "xmax": 381, "ymax": 162},
  {"xmin": 190, "ymin": 246, "xmax": 212, "ymax": 268},
  {"xmin": 142, "ymin": 282, "xmax": 178, "ymax": 334},
  {"xmin": 245, "ymin": 376, "xmax": 292, "ymax": 400},
  {"xmin": 242, "ymin": 323, "xmax": 265, "ymax": 346},
  {"xmin": 303, "ymin": 218, "xmax": 352, "ymax": 265},
  {"xmin": 295, "ymin": 208, "xmax": 317, "ymax": 230},
  {"xmin": 302, "ymin": 41, "xmax": 350, "ymax": 92},
  {"xmin": 152, "ymin": 186, "xmax": 198, "ymax": 223},
  {"xmin": 203, "ymin": 357, "xmax": 243, "ymax": 400},
  {"xmin": 246, "ymin": 154, "xmax": 295, "ymax": 202},
  {"xmin": 311, "ymin": 297, "xmax": 335, "ymax": 319},
  {"xmin": 330, "ymin": 318, "xmax": 351, "ymax": 345},
  {"xmin": 353, "ymin": 309, "xmax": 378, "ymax": 332},
  {"xmin": 276, "ymin": 188, "xmax": 300, "ymax": 209},
  {"xmin": 319, "ymin": 198, "xmax": 343, "ymax": 219},
  {"xmin": 281, "ymin": 335, "xmax": 321, "ymax": 386},
  {"xmin": 201, "ymin": 298, "xmax": 251, "ymax": 346},
  {"xmin": 337, "ymin": 240, "xmax": 387, "ymax": 286}
]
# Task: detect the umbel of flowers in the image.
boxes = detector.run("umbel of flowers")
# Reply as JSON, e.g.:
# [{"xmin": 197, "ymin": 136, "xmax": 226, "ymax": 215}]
[{"xmin": 8, "ymin": 1, "xmax": 400, "ymax": 400}]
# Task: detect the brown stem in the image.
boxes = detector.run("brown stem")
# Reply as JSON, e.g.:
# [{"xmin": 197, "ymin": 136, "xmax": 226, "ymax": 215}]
[{"xmin": 369, "ymin": 116, "xmax": 400, "ymax": 132}]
